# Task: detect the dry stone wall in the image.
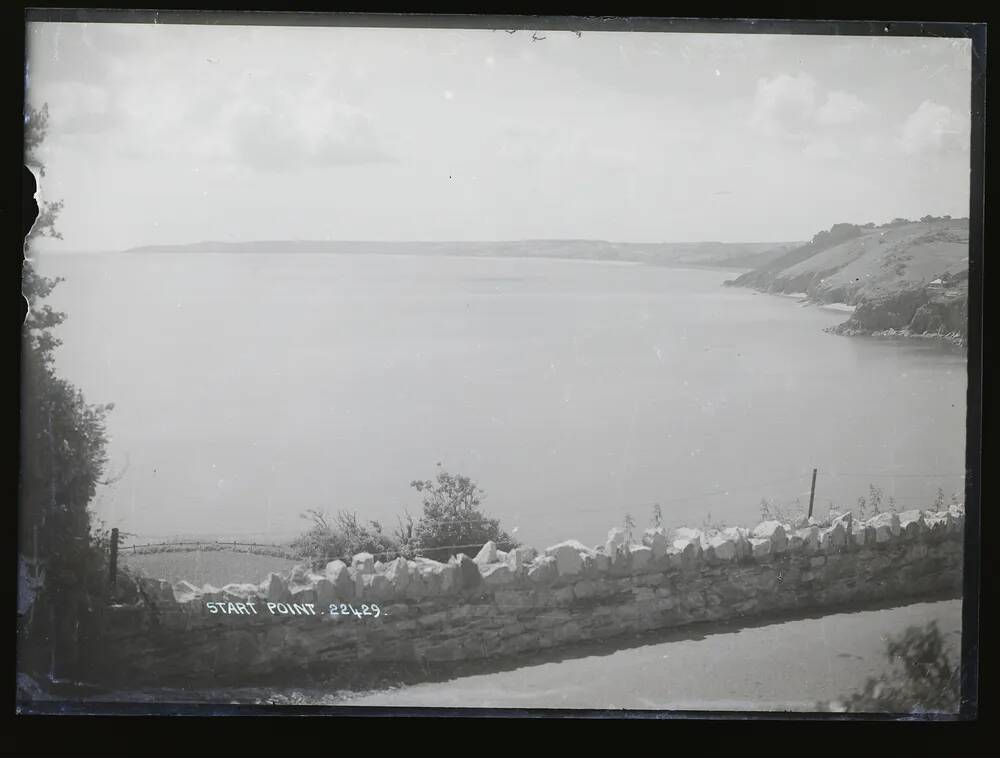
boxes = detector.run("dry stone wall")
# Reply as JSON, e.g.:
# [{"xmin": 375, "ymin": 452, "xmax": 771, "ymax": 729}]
[{"xmin": 99, "ymin": 505, "xmax": 965, "ymax": 685}]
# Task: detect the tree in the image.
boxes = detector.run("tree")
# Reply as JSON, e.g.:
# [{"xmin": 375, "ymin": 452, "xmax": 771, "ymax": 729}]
[
  {"xmin": 810, "ymin": 222, "xmax": 862, "ymax": 250},
  {"xmin": 408, "ymin": 465, "xmax": 518, "ymax": 562},
  {"xmin": 19, "ymin": 104, "xmax": 114, "ymax": 683},
  {"xmin": 822, "ymin": 622, "xmax": 961, "ymax": 713}
]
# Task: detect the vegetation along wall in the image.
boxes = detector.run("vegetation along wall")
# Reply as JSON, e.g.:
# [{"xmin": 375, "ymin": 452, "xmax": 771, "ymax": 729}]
[{"xmin": 97, "ymin": 504, "xmax": 965, "ymax": 686}]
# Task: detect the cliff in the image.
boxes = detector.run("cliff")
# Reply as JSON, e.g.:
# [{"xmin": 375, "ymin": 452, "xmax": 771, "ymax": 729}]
[{"xmin": 726, "ymin": 218, "xmax": 970, "ymax": 346}]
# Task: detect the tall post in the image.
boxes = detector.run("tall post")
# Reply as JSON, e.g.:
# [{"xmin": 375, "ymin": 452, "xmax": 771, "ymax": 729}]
[
  {"xmin": 807, "ymin": 468, "xmax": 818, "ymax": 519},
  {"xmin": 109, "ymin": 527, "xmax": 119, "ymax": 591}
]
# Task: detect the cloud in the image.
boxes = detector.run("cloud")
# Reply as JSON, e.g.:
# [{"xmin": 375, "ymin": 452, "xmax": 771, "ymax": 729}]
[
  {"xmin": 898, "ymin": 101, "xmax": 969, "ymax": 155},
  {"xmin": 225, "ymin": 95, "xmax": 394, "ymax": 173},
  {"xmin": 817, "ymin": 91, "xmax": 869, "ymax": 126},
  {"xmin": 491, "ymin": 124, "xmax": 642, "ymax": 174},
  {"xmin": 100, "ymin": 69, "xmax": 395, "ymax": 172},
  {"xmin": 748, "ymin": 73, "xmax": 819, "ymax": 138},
  {"xmin": 750, "ymin": 75, "xmax": 871, "ymax": 139},
  {"xmin": 802, "ymin": 138, "xmax": 846, "ymax": 161},
  {"xmin": 43, "ymin": 82, "xmax": 126, "ymax": 136}
]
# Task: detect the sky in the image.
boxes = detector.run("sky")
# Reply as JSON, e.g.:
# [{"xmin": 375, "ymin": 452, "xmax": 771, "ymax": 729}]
[{"xmin": 25, "ymin": 22, "xmax": 973, "ymax": 250}]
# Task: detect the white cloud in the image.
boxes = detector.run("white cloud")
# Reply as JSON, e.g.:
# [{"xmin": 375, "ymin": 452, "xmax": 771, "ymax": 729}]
[
  {"xmin": 96, "ymin": 69, "xmax": 394, "ymax": 172},
  {"xmin": 225, "ymin": 94, "xmax": 393, "ymax": 173},
  {"xmin": 898, "ymin": 100, "xmax": 969, "ymax": 155},
  {"xmin": 817, "ymin": 91, "xmax": 869, "ymax": 126},
  {"xmin": 750, "ymin": 77, "xmax": 869, "ymax": 142},
  {"xmin": 802, "ymin": 138, "xmax": 846, "ymax": 161},
  {"xmin": 749, "ymin": 73, "xmax": 818, "ymax": 138},
  {"xmin": 43, "ymin": 82, "xmax": 125, "ymax": 136}
]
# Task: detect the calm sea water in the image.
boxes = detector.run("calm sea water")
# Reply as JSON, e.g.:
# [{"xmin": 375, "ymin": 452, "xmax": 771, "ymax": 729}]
[{"xmin": 29, "ymin": 252, "xmax": 968, "ymax": 551}]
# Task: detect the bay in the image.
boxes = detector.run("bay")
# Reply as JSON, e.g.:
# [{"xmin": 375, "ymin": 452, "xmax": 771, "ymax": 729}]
[{"xmin": 29, "ymin": 251, "xmax": 968, "ymax": 551}]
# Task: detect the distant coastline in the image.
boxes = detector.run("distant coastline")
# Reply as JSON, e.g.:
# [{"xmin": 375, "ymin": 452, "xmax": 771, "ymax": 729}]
[{"xmin": 119, "ymin": 238, "xmax": 803, "ymax": 271}]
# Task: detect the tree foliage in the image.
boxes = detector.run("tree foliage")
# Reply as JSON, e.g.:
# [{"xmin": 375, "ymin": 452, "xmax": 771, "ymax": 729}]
[
  {"xmin": 290, "ymin": 465, "xmax": 519, "ymax": 566},
  {"xmin": 408, "ymin": 464, "xmax": 518, "ymax": 562},
  {"xmin": 823, "ymin": 622, "xmax": 961, "ymax": 714},
  {"xmin": 291, "ymin": 509, "xmax": 398, "ymax": 568},
  {"xmin": 810, "ymin": 222, "xmax": 863, "ymax": 250},
  {"xmin": 19, "ymin": 103, "xmax": 114, "ymax": 682}
]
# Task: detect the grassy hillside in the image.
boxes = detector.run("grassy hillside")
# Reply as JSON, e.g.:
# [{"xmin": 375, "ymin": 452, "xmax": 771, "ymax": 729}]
[{"xmin": 726, "ymin": 218, "xmax": 970, "ymax": 344}]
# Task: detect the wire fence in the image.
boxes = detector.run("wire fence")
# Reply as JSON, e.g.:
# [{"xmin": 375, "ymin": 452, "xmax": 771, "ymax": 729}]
[{"xmin": 115, "ymin": 467, "xmax": 965, "ymax": 561}]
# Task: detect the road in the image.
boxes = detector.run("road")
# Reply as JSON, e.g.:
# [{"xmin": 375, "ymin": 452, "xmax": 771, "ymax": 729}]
[
  {"xmin": 333, "ymin": 599, "xmax": 963, "ymax": 712},
  {"xmin": 45, "ymin": 598, "xmax": 962, "ymax": 713}
]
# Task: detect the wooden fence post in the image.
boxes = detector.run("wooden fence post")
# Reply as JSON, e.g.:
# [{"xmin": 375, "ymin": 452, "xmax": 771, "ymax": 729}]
[
  {"xmin": 109, "ymin": 528, "xmax": 119, "ymax": 591},
  {"xmin": 807, "ymin": 468, "xmax": 818, "ymax": 519}
]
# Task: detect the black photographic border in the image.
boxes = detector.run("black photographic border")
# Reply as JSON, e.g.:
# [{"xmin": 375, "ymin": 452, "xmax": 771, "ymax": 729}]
[{"xmin": 9, "ymin": 6, "xmax": 988, "ymax": 726}]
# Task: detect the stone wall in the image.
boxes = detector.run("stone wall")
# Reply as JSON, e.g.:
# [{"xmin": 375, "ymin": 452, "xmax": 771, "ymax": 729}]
[{"xmin": 98, "ymin": 505, "xmax": 965, "ymax": 686}]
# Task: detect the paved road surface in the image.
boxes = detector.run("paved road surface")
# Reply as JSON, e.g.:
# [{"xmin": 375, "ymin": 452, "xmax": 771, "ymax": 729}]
[
  {"xmin": 54, "ymin": 598, "xmax": 962, "ymax": 713},
  {"xmin": 334, "ymin": 599, "xmax": 962, "ymax": 712}
]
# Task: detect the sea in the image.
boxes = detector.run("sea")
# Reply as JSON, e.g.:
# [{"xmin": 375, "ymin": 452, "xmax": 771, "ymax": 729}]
[{"xmin": 28, "ymin": 251, "xmax": 968, "ymax": 551}]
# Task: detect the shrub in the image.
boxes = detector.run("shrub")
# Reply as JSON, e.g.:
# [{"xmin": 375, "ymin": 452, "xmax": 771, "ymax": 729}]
[
  {"xmin": 759, "ymin": 497, "xmax": 803, "ymax": 524},
  {"xmin": 19, "ymin": 104, "xmax": 116, "ymax": 684},
  {"xmin": 291, "ymin": 509, "xmax": 400, "ymax": 568},
  {"xmin": 408, "ymin": 465, "xmax": 517, "ymax": 562},
  {"xmin": 700, "ymin": 512, "xmax": 728, "ymax": 537},
  {"xmin": 650, "ymin": 503, "xmax": 663, "ymax": 529},
  {"xmin": 821, "ymin": 622, "xmax": 961, "ymax": 714},
  {"xmin": 623, "ymin": 512, "xmax": 635, "ymax": 545}
]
